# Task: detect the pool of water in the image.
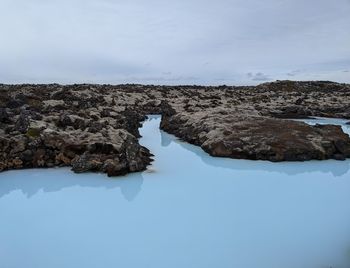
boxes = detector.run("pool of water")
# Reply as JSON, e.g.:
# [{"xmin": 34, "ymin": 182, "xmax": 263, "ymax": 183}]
[{"xmin": 0, "ymin": 116, "xmax": 350, "ymax": 268}]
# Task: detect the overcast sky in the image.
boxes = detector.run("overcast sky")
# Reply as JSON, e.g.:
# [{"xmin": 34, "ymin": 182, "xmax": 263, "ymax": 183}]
[{"xmin": 0, "ymin": 0, "xmax": 349, "ymax": 85}]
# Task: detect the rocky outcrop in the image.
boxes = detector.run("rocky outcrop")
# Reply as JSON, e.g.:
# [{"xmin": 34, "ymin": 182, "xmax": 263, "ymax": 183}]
[
  {"xmin": 0, "ymin": 123, "xmax": 152, "ymax": 176},
  {"xmin": 161, "ymin": 112, "xmax": 350, "ymax": 161},
  {"xmin": 0, "ymin": 80, "xmax": 350, "ymax": 177},
  {"xmin": 269, "ymin": 106, "xmax": 312, "ymax": 119},
  {"xmin": 0, "ymin": 85, "xmax": 154, "ymax": 176},
  {"xmin": 0, "ymin": 108, "xmax": 10, "ymax": 123}
]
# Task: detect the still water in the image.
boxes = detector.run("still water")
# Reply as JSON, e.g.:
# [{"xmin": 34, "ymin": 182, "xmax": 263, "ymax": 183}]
[{"xmin": 0, "ymin": 116, "xmax": 350, "ymax": 268}]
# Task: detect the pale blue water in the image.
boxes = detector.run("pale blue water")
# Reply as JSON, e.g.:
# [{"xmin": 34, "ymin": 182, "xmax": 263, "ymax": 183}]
[{"xmin": 0, "ymin": 116, "xmax": 350, "ymax": 268}]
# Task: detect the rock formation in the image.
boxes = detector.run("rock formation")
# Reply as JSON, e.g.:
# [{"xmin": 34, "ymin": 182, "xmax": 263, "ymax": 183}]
[
  {"xmin": 161, "ymin": 112, "xmax": 350, "ymax": 161},
  {"xmin": 0, "ymin": 80, "xmax": 349, "ymax": 176}
]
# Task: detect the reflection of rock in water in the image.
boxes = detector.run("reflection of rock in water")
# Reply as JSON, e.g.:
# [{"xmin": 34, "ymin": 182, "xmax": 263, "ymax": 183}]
[
  {"xmin": 144, "ymin": 167, "xmax": 156, "ymax": 173},
  {"xmin": 119, "ymin": 173, "xmax": 144, "ymax": 202},
  {"xmin": 161, "ymin": 131, "xmax": 172, "ymax": 147},
  {"xmin": 0, "ymin": 168, "xmax": 144, "ymax": 201}
]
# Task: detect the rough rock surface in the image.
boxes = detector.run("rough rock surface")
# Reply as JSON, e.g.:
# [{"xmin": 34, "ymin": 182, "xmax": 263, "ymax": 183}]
[
  {"xmin": 0, "ymin": 84, "xmax": 152, "ymax": 176},
  {"xmin": 161, "ymin": 112, "xmax": 350, "ymax": 161},
  {"xmin": 0, "ymin": 80, "xmax": 350, "ymax": 176}
]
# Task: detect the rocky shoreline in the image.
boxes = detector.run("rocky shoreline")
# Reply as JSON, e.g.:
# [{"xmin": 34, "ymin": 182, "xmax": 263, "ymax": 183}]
[
  {"xmin": 1, "ymin": 80, "xmax": 350, "ymax": 176},
  {"xmin": 160, "ymin": 113, "xmax": 350, "ymax": 161}
]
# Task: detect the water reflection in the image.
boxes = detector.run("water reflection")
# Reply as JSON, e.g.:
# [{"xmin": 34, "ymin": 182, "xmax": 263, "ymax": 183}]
[
  {"xmin": 0, "ymin": 168, "xmax": 144, "ymax": 201},
  {"xmin": 160, "ymin": 130, "xmax": 172, "ymax": 147}
]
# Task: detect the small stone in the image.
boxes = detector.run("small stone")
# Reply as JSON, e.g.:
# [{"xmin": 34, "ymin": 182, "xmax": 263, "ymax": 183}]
[
  {"xmin": 55, "ymin": 152, "xmax": 71, "ymax": 165},
  {"xmin": 13, "ymin": 158, "xmax": 23, "ymax": 168}
]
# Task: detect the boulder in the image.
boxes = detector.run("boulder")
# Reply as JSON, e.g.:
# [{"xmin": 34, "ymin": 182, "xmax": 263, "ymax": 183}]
[
  {"xmin": 71, "ymin": 153, "xmax": 104, "ymax": 173},
  {"xmin": 0, "ymin": 108, "xmax": 10, "ymax": 123},
  {"xmin": 15, "ymin": 110, "xmax": 30, "ymax": 134}
]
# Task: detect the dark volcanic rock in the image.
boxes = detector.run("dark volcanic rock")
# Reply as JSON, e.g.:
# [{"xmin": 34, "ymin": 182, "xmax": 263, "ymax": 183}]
[
  {"xmin": 0, "ymin": 108, "xmax": 10, "ymax": 123},
  {"xmin": 120, "ymin": 109, "xmax": 145, "ymax": 138},
  {"xmin": 0, "ymin": 80, "xmax": 350, "ymax": 177},
  {"xmin": 57, "ymin": 113, "xmax": 73, "ymax": 128},
  {"xmin": 161, "ymin": 112, "xmax": 350, "ymax": 162},
  {"xmin": 270, "ymin": 106, "xmax": 312, "ymax": 119},
  {"xmin": 7, "ymin": 98, "xmax": 25, "ymax": 109},
  {"xmin": 15, "ymin": 110, "xmax": 30, "ymax": 134},
  {"xmin": 160, "ymin": 100, "xmax": 176, "ymax": 116},
  {"xmin": 70, "ymin": 130, "xmax": 152, "ymax": 176}
]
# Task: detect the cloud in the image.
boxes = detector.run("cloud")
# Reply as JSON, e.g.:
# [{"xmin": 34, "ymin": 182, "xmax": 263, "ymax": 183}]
[
  {"xmin": 247, "ymin": 72, "xmax": 271, "ymax": 81},
  {"xmin": 0, "ymin": 0, "xmax": 349, "ymax": 85},
  {"xmin": 286, "ymin": 69, "xmax": 303, "ymax": 77}
]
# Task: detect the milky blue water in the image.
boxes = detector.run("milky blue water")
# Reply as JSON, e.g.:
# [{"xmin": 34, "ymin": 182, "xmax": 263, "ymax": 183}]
[{"xmin": 1, "ymin": 116, "xmax": 350, "ymax": 268}]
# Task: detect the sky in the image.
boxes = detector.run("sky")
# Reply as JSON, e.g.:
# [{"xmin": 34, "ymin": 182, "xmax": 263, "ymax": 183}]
[{"xmin": 0, "ymin": 0, "xmax": 349, "ymax": 85}]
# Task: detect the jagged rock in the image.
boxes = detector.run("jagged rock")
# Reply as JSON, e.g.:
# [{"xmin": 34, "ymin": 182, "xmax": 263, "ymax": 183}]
[
  {"xmin": 7, "ymin": 99, "xmax": 24, "ymax": 109},
  {"xmin": 161, "ymin": 112, "xmax": 350, "ymax": 161},
  {"xmin": 100, "ymin": 109, "xmax": 111, "ymax": 118},
  {"xmin": 73, "ymin": 118, "xmax": 86, "ymax": 130},
  {"xmin": 15, "ymin": 110, "xmax": 30, "ymax": 133},
  {"xmin": 55, "ymin": 152, "xmax": 72, "ymax": 165},
  {"xmin": 0, "ymin": 81, "xmax": 350, "ymax": 176},
  {"xmin": 32, "ymin": 149, "xmax": 46, "ymax": 167},
  {"xmin": 12, "ymin": 158, "xmax": 23, "ymax": 169},
  {"xmin": 0, "ymin": 161, "xmax": 6, "ymax": 171},
  {"xmin": 21, "ymin": 149, "xmax": 33, "ymax": 163},
  {"xmin": 102, "ymin": 159, "xmax": 126, "ymax": 176},
  {"xmin": 160, "ymin": 100, "xmax": 176, "ymax": 116},
  {"xmin": 295, "ymin": 97, "xmax": 304, "ymax": 105},
  {"xmin": 121, "ymin": 109, "xmax": 145, "ymax": 137},
  {"xmin": 0, "ymin": 108, "xmax": 10, "ymax": 123},
  {"xmin": 10, "ymin": 136, "xmax": 27, "ymax": 154},
  {"xmin": 87, "ymin": 121, "xmax": 104, "ymax": 133},
  {"xmin": 270, "ymin": 106, "xmax": 312, "ymax": 119},
  {"xmin": 71, "ymin": 153, "xmax": 104, "ymax": 173},
  {"xmin": 57, "ymin": 114, "xmax": 73, "ymax": 128},
  {"xmin": 57, "ymin": 114, "xmax": 86, "ymax": 130}
]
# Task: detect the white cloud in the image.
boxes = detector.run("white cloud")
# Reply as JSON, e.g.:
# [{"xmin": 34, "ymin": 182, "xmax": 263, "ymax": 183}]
[
  {"xmin": 0, "ymin": 0, "xmax": 349, "ymax": 85},
  {"xmin": 247, "ymin": 72, "xmax": 271, "ymax": 82}
]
